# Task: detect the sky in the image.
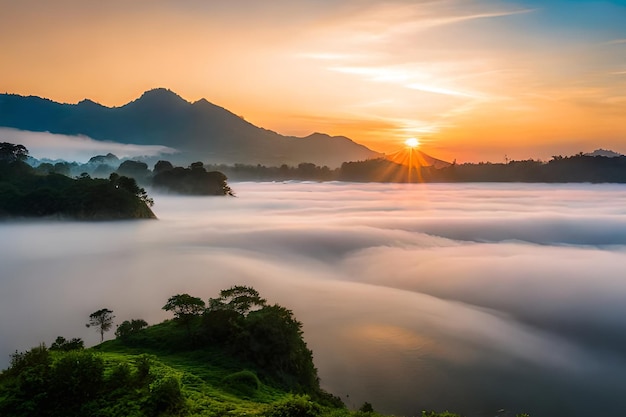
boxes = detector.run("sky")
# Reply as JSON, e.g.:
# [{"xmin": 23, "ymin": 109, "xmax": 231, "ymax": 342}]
[
  {"xmin": 1, "ymin": 0, "xmax": 625, "ymax": 162},
  {"xmin": 3, "ymin": 182, "xmax": 626, "ymax": 416}
]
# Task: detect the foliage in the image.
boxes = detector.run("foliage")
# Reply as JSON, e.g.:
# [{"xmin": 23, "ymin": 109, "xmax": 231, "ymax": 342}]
[
  {"xmin": 0, "ymin": 142, "xmax": 28, "ymax": 163},
  {"xmin": 244, "ymin": 305, "xmax": 319, "ymax": 391},
  {"xmin": 222, "ymin": 370, "xmax": 261, "ymax": 397},
  {"xmin": 50, "ymin": 336, "xmax": 84, "ymax": 351},
  {"xmin": 358, "ymin": 402, "xmax": 374, "ymax": 413},
  {"xmin": 266, "ymin": 394, "xmax": 322, "ymax": 417},
  {"xmin": 163, "ymin": 294, "xmax": 206, "ymax": 321},
  {"xmin": 0, "ymin": 286, "xmax": 350, "ymax": 417},
  {"xmin": 109, "ymin": 173, "xmax": 154, "ymax": 207},
  {"xmin": 152, "ymin": 161, "xmax": 234, "ymax": 195},
  {"xmin": 0, "ymin": 144, "xmax": 156, "ymax": 219},
  {"xmin": 163, "ymin": 293, "xmax": 206, "ymax": 337},
  {"xmin": 208, "ymin": 285, "xmax": 267, "ymax": 316},
  {"xmin": 146, "ymin": 374, "xmax": 186, "ymax": 416},
  {"xmin": 201, "ymin": 308, "xmax": 245, "ymax": 344},
  {"xmin": 117, "ymin": 160, "xmax": 150, "ymax": 181},
  {"xmin": 153, "ymin": 160, "xmax": 174, "ymax": 173},
  {"xmin": 87, "ymin": 308, "xmax": 116, "ymax": 342},
  {"xmin": 115, "ymin": 319, "xmax": 149, "ymax": 339},
  {"xmin": 421, "ymin": 412, "xmax": 462, "ymax": 417}
]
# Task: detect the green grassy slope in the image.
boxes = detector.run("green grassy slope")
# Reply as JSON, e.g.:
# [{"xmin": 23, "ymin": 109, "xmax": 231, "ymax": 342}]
[{"xmin": 0, "ymin": 286, "xmax": 473, "ymax": 417}]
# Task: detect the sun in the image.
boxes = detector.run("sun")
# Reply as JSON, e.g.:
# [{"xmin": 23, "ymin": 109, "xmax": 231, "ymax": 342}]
[{"xmin": 405, "ymin": 138, "xmax": 420, "ymax": 148}]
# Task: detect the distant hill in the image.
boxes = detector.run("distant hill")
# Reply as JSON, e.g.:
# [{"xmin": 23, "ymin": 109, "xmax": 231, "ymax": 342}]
[
  {"xmin": 0, "ymin": 89, "xmax": 381, "ymax": 167},
  {"xmin": 584, "ymin": 149, "xmax": 624, "ymax": 158}
]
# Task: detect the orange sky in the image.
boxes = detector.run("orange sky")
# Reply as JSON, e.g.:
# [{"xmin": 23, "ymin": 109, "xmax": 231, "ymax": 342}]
[{"xmin": 1, "ymin": 0, "xmax": 625, "ymax": 163}]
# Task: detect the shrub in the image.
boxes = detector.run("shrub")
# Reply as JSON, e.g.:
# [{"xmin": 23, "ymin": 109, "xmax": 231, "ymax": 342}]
[
  {"xmin": 222, "ymin": 370, "xmax": 261, "ymax": 397},
  {"xmin": 266, "ymin": 395, "xmax": 322, "ymax": 417},
  {"xmin": 146, "ymin": 374, "xmax": 186, "ymax": 415}
]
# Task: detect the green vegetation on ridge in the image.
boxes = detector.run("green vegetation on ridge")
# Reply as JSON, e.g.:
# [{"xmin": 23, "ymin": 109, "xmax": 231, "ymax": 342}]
[
  {"xmin": 0, "ymin": 142, "xmax": 155, "ymax": 219},
  {"xmin": 0, "ymin": 286, "xmax": 342, "ymax": 417},
  {"xmin": 0, "ymin": 285, "xmax": 505, "ymax": 417}
]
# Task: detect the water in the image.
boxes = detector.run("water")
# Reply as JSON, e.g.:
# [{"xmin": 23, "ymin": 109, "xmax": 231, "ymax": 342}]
[{"xmin": 2, "ymin": 182, "xmax": 626, "ymax": 416}]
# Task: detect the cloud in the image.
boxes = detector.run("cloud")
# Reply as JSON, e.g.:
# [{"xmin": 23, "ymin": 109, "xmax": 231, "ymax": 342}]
[
  {"xmin": 0, "ymin": 128, "xmax": 178, "ymax": 162},
  {"xmin": 2, "ymin": 182, "xmax": 626, "ymax": 416}
]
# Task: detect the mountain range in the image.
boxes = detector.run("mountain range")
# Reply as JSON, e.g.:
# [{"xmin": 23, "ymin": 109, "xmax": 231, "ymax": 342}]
[{"xmin": 0, "ymin": 88, "xmax": 382, "ymax": 167}]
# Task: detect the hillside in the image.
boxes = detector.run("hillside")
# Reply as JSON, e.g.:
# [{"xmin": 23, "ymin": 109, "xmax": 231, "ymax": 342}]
[
  {"xmin": 0, "ymin": 286, "xmax": 470, "ymax": 417},
  {"xmin": 0, "ymin": 89, "xmax": 381, "ymax": 168}
]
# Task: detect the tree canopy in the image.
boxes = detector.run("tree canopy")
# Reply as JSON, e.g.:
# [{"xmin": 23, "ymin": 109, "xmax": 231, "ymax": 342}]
[
  {"xmin": 208, "ymin": 285, "xmax": 267, "ymax": 316},
  {"xmin": 0, "ymin": 144, "xmax": 156, "ymax": 219},
  {"xmin": 162, "ymin": 294, "xmax": 206, "ymax": 320},
  {"xmin": 0, "ymin": 142, "xmax": 28, "ymax": 163},
  {"xmin": 86, "ymin": 308, "xmax": 115, "ymax": 342}
]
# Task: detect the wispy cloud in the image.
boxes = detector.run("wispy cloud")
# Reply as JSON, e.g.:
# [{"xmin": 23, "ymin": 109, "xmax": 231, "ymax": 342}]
[{"xmin": 0, "ymin": 127, "xmax": 177, "ymax": 162}]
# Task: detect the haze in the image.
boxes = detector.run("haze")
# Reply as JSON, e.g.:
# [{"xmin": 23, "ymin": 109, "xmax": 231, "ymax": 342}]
[
  {"xmin": 1, "ymin": 0, "xmax": 625, "ymax": 162},
  {"xmin": 2, "ymin": 182, "xmax": 626, "ymax": 416}
]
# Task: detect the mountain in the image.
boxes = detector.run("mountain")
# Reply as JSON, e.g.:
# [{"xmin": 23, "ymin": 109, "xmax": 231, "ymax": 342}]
[
  {"xmin": 584, "ymin": 149, "xmax": 624, "ymax": 158},
  {"xmin": 0, "ymin": 89, "xmax": 381, "ymax": 167}
]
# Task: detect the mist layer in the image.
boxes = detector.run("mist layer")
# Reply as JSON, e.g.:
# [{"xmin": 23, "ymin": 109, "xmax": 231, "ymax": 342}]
[{"xmin": 2, "ymin": 182, "xmax": 626, "ymax": 417}]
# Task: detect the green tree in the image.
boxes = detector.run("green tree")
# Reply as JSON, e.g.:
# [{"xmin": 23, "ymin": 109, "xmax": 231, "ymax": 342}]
[
  {"xmin": 0, "ymin": 142, "xmax": 28, "ymax": 163},
  {"xmin": 208, "ymin": 285, "xmax": 266, "ymax": 316},
  {"xmin": 109, "ymin": 172, "xmax": 154, "ymax": 207},
  {"xmin": 50, "ymin": 336, "xmax": 84, "ymax": 351},
  {"xmin": 86, "ymin": 308, "xmax": 115, "ymax": 342},
  {"xmin": 115, "ymin": 318, "xmax": 148, "ymax": 339},
  {"xmin": 153, "ymin": 159, "xmax": 174, "ymax": 173},
  {"xmin": 359, "ymin": 402, "xmax": 374, "ymax": 413},
  {"xmin": 266, "ymin": 394, "xmax": 321, "ymax": 417},
  {"xmin": 48, "ymin": 350, "xmax": 105, "ymax": 414},
  {"xmin": 163, "ymin": 293, "xmax": 206, "ymax": 335},
  {"xmin": 245, "ymin": 304, "xmax": 318, "ymax": 390}
]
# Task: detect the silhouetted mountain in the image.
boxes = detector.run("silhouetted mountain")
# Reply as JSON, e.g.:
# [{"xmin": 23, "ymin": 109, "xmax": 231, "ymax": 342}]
[
  {"xmin": 584, "ymin": 149, "xmax": 623, "ymax": 158},
  {"xmin": 0, "ymin": 89, "xmax": 381, "ymax": 167}
]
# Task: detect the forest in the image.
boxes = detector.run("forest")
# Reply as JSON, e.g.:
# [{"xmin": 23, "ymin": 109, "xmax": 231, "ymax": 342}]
[
  {"xmin": 0, "ymin": 143, "xmax": 155, "ymax": 219},
  {"xmin": 32, "ymin": 151, "xmax": 626, "ymax": 185}
]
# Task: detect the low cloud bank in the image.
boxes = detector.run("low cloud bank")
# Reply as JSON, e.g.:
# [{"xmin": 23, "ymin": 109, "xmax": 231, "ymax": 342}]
[
  {"xmin": 2, "ymin": 182, "xmax": 626, "ymax": 416},
  {"xmin": 0, "ymin": 127, "xmax": 177, "ymax": 162}
]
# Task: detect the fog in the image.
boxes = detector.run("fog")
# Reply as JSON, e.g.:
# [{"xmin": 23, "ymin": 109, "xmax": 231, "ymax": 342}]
[
  {"xmin": 0, "ymin": 127, "xmax": 177, "ymax": 162},
  {"xmin": 2, "ymin": 182, "xmax": 626, "ymax": 416}
]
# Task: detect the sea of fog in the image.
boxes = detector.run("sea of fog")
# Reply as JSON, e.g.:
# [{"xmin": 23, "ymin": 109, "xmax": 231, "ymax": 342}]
[{"xmin": 3, "ymin": 182, "xmax": 626, "ymax": 417}]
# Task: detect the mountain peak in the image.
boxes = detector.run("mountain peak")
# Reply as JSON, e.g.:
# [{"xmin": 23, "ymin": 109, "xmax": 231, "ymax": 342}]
[
  {"xmin": 132, "ymin": 88, "xmax": 189, "ymax": 108},
  {"xmin": 77, "ymin": 98, "xmax": 104, "ymax": 108},
  {"xmin": 0, "ymin": 89, "xmax": 381, "ymax": 167}
]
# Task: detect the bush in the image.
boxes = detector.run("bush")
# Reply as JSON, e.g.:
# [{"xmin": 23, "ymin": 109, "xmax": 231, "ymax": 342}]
[
  {"xmin": 266, "ymin": 395, "xmax": 322, "ymax": 417},
  {"xmin": 421, "ymin": 412, "xmax": 462, "ymax": 417},
  {"xmin": 50, "ymin": 336, "xmax": 84, "ymax": 351},
  {"xmin": 359, "ymin": 402, "xmax": 374, "ymax": 413},
  {"xmin": 146, "ymin": 374, "xmax": 186, "ymax": 416},
  {"xmin": 222, "ymin": 370, "xmax": 261, "ymax": 397}
]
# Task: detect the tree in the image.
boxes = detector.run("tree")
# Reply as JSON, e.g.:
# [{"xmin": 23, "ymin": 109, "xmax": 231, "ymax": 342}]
[
  {"xmin": 86, "ymin": 308, "xmax": 115, "ymax": 342},
  {"xmin": 117, "ymin": 160, "xmax": 149, "ymax": 179},
  {"xmin": 245, "ymin": 304, "xmax": 318, "ymax": 390},
  {"xmin": 154, "ymin": 160, "xmax": 174, "ymax": 173},
  {"xmin": 115, "ymin": 318, "xmax": 148, "ymax": 339},
  {"xmin": 50, "ymin": 336, "xmax": 84, "ymax": 351},
  {"xmin": 109, "ymin": 173, "xmax": 154, "ymax": 207},
  {"xmin": 0, "ymin": 142, "xmax": 28, "ymax": 163},
  {"xmin": 208, "ymin": 285, "xmax": 266, "ymax": 316},
  {"xmin": 163, "ymin": 293, "xmax": 206, "ymax": 335}
]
